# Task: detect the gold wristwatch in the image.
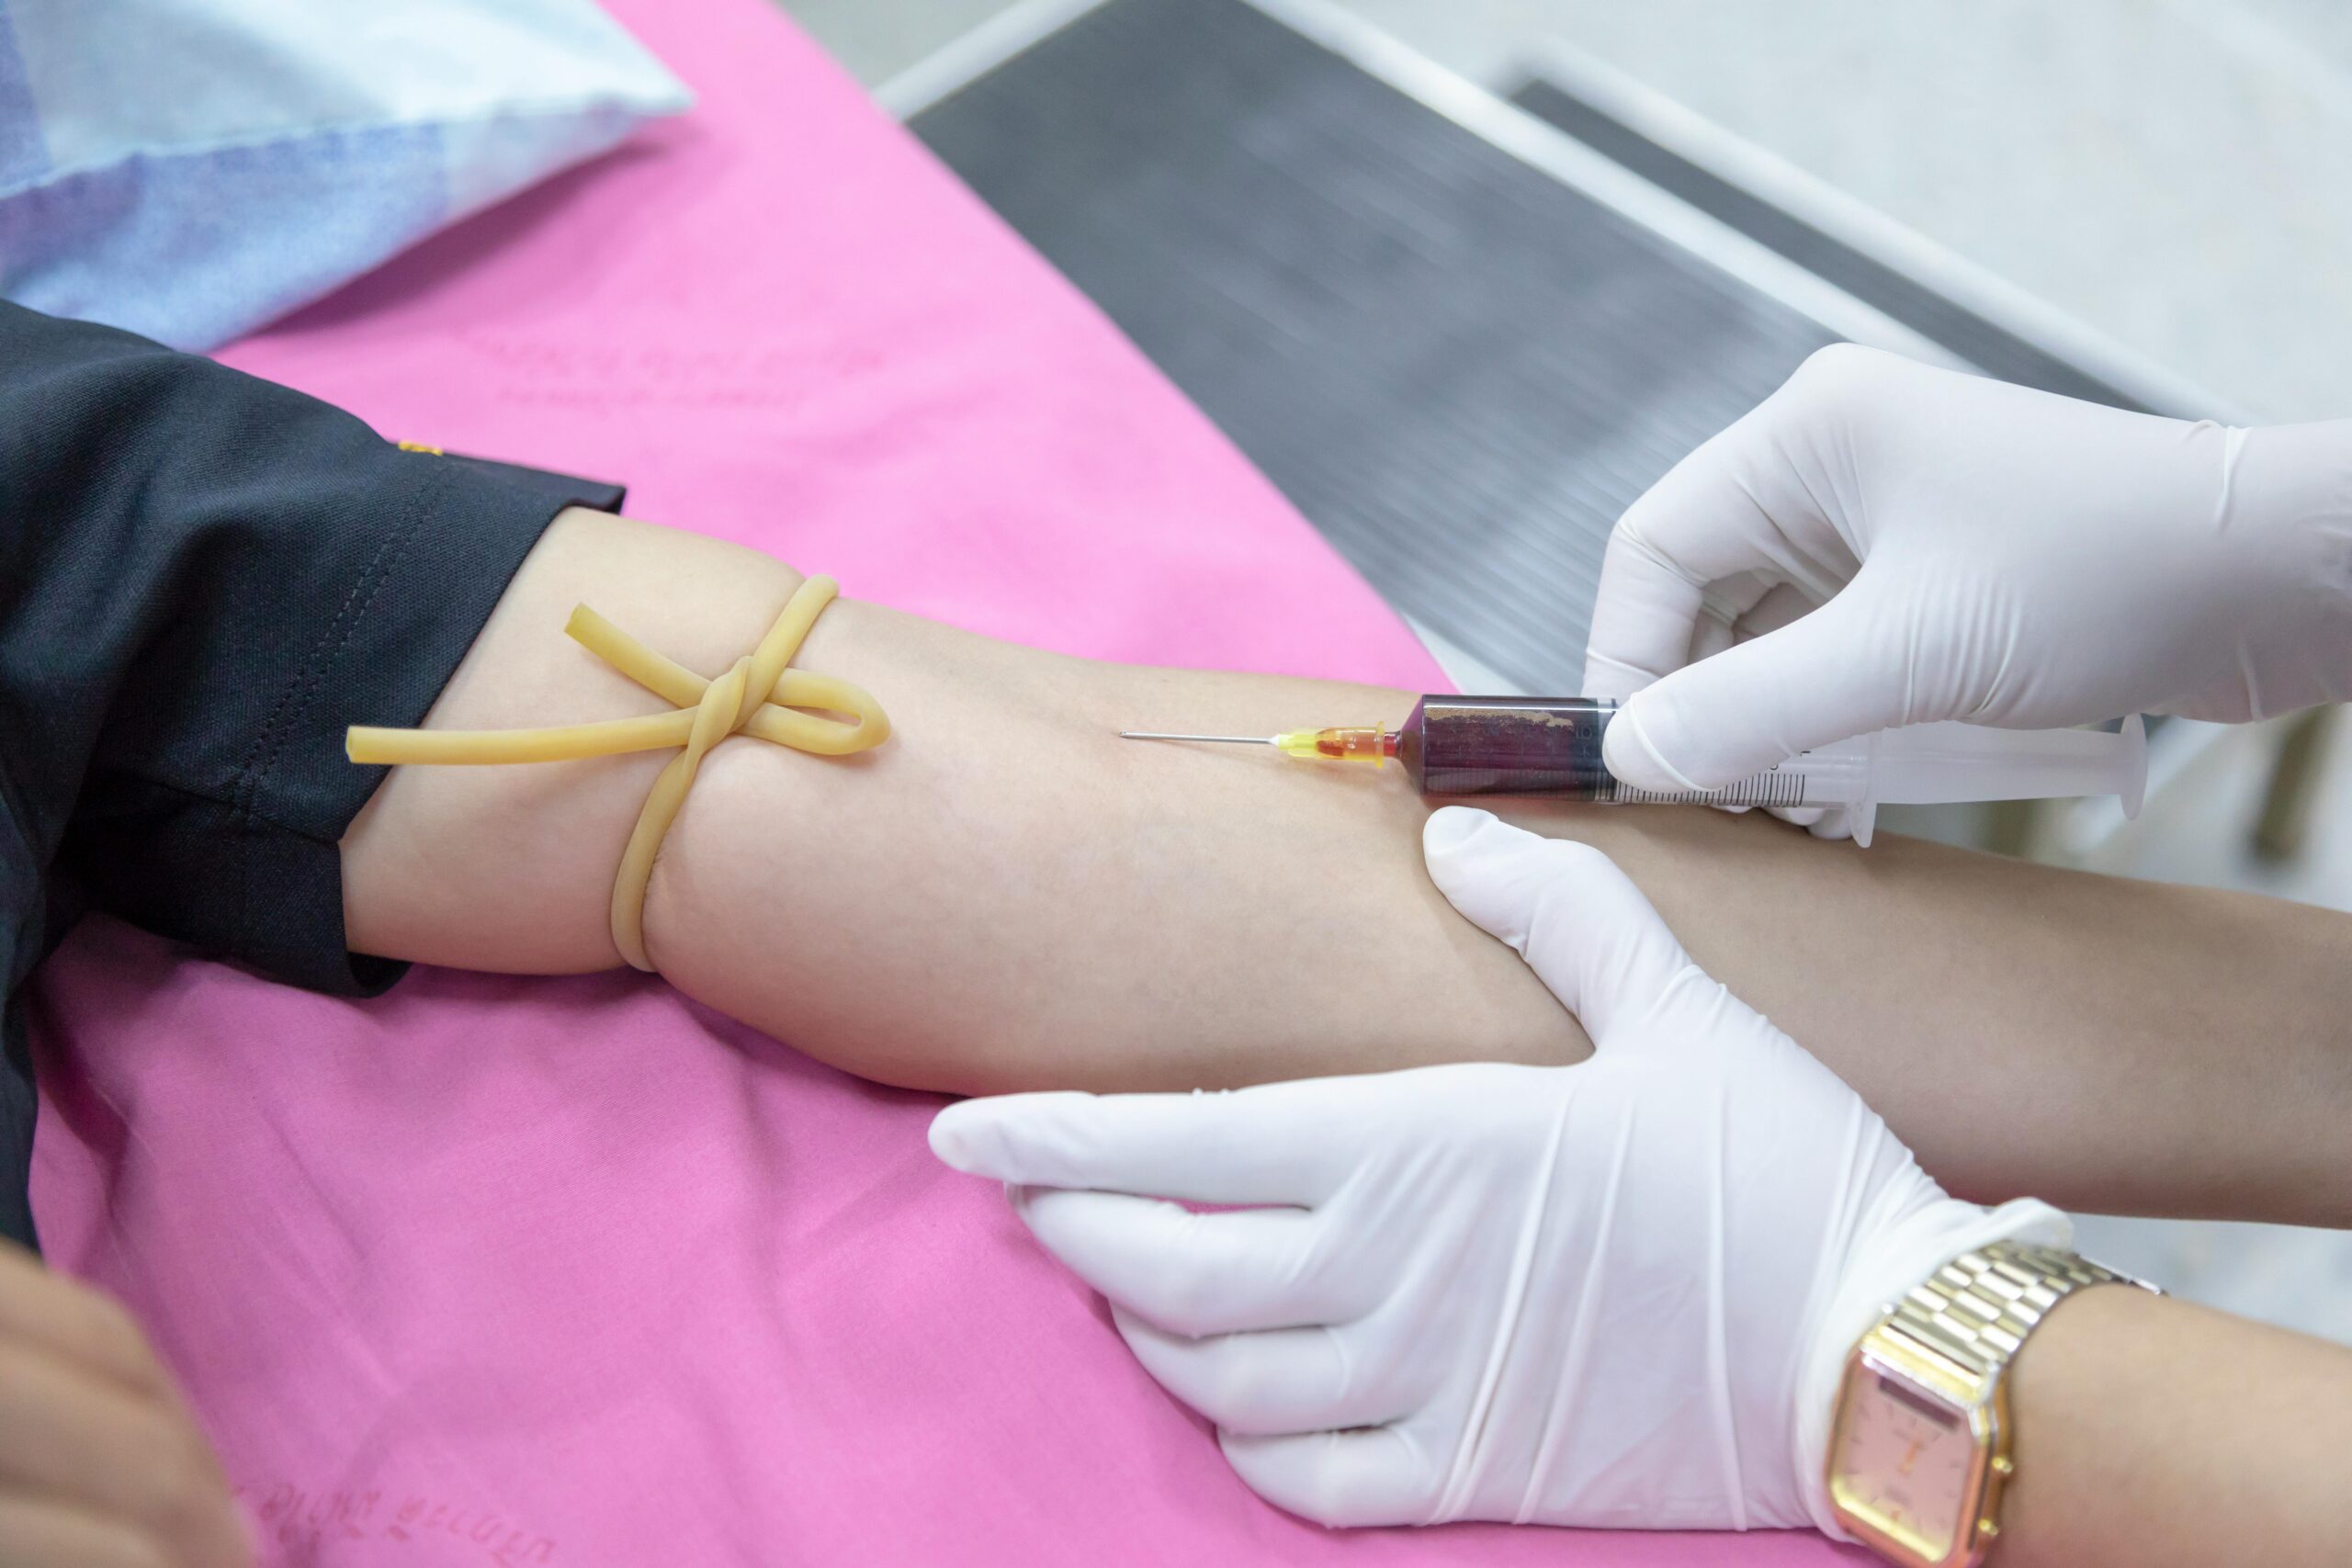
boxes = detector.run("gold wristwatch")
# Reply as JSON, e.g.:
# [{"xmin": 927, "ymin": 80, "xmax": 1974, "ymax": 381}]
[{"xmin": 1826, "ymin": 1240, "xmax": 2153, "ymax": 1567}]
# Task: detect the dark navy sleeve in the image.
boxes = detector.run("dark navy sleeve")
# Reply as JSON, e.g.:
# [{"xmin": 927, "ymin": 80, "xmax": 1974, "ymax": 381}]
[{"xmin": 0, "ymin": 301, "xmax": 625, "ymax": 1248}]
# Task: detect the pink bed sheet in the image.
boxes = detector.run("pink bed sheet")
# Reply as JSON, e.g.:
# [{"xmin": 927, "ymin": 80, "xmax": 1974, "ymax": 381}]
[{"xmin": 28, "ymin": 2, "xmax": 1850, "ymax": 1563}]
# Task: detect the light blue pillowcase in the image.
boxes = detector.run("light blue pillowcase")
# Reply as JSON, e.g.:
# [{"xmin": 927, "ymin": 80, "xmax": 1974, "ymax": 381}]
[{"xmin": 0, "ymin": 0, "xmax": 689, "ymax": 349}]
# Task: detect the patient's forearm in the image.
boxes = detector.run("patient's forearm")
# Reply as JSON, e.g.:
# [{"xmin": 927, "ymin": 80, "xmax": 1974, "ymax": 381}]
[
  {"xmin": 342, "ymin": 511, "xmax": 2352, "ymax": 1224},
  {"xmin": 344, "ymin": 511, "xmax": 1555, "ymax": 1082},
  {"xmin": 1562, "ymin": 807, "xmax": 2352, "ymax": 1224}
]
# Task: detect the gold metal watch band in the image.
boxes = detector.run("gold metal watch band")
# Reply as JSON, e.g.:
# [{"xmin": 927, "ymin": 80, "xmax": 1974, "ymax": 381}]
[{"xmin": 1883, "ymin": 1240, "xmax": 2145, "ymax": 1389}]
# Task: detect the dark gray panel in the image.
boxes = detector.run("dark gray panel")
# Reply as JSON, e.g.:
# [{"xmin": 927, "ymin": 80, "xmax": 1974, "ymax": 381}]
[{"xmin": 912, "ymin": 0, "xmax": 1841, "ymax": 689}]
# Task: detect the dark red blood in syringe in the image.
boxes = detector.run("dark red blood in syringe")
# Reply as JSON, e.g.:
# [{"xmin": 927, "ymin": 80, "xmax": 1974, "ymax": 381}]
[{"xmin": 1396, "ymin": 696, "xmax": 1618, "ymax": 798}]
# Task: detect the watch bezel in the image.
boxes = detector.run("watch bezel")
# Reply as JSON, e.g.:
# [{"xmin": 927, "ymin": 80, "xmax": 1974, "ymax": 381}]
[{"xmin": 1826, "ymin": 1325, "xmax": 2008, "ymax": 1568}]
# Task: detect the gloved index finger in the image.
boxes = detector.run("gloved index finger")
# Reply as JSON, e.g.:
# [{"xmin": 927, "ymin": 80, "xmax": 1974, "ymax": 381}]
[
  {"xmin": 1583, "ymin": 382, "xmax": 1855, "ymax": 699},
  {"xmin": 1582, "ymin": 518, "xmax": 1714, "ymax": 700},
  {"xmin": 929, "ymin": 1086, "xmax": 1354, "ymax": 1208}
]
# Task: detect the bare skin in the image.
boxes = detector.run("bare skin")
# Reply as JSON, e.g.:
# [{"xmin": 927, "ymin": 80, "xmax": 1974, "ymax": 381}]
[
  {"xmin": 344, "ymin": 509, "xmax": 2352, "ymax": 1224},
  {"xmin": 2001, "ymin": 1287, "xmax": 2352, "ymax": 1566},
  {"xmin": 0, "ymin": 1242, "xmax": 248, "ymax": 1568}
]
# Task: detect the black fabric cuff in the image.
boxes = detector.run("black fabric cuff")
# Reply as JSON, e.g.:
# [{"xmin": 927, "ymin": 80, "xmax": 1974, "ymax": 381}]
[{"xmin": 118, "ymin": 455, "xmax": 623, "ymax": 998}]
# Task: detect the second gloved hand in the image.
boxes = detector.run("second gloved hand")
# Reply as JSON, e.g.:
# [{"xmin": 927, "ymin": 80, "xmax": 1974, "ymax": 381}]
[
  {"xmin": 930, "ymin": 808, "xmax": 2064, "ymax": 1531},
  {"xmin": 1586, "ymin": 344, "xmax": 2351, "ymax": 797}
]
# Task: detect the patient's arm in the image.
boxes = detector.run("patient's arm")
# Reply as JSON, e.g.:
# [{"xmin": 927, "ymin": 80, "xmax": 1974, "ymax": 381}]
[{"xmin": 343, "ymin": 510, "xmax": 2352, "ymax": 1225}]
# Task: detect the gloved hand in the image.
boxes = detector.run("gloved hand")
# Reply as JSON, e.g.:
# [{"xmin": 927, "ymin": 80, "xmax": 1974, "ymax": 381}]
[
  {"xmin": 930, "ymin": 807, "xmax": 2065, "ymax": 1532},
  {"xmin": 1587, "ymin": 344, "xmax": 2351, "ymax": 798}
]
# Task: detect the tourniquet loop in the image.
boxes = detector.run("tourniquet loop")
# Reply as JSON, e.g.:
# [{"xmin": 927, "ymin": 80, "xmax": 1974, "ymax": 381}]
[{"xmin": 346, "ymin": 575, "xmax": 888, "ymax": 972}]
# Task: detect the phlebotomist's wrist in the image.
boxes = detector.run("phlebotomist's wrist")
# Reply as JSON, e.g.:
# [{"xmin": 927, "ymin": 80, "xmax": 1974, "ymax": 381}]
[
  {"xmin": 1813, "ymin": 1213, "xmax": 2153, "ymax": 1567},
  {"xmin": 1789, "ymin": 1197, "xmax": 2063, "ymax": 1539}
]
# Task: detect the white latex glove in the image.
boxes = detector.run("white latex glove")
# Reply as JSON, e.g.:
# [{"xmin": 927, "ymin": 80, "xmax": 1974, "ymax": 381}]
[
  {"xmin": 1587, "ymin": 344, "xmax": 2352, "ymax": 803},
  {"xmin": 930, "ymin": 807, "xmax": 2065, "ymax": 1532}
]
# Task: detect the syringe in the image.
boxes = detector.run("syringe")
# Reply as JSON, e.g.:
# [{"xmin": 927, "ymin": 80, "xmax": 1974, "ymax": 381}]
[{"xmin": 1120, "ymin": 695, "xmax": 2146, "ymax": 847}]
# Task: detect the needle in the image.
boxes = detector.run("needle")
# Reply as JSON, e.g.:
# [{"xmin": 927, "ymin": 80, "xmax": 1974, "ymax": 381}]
[
  {"xmin": 1117, "ymin": 731, "xmax": 1277, "ymax": 745},
  {"xmin": 1120, "ymin": 727, "xmax": 1394, "ymax": 766}
]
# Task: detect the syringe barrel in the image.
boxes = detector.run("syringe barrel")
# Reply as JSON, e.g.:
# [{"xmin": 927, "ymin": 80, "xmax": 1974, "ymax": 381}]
[
  {"xmin": 1396, "ymin": 696, "xmax": 1834, "ymax": 805},
  {"xmin": 1396, "ymin": 696, "xmax": 1611, "ymax": 797}
]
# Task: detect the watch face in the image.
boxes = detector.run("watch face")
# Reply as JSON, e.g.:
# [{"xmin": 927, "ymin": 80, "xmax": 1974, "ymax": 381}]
[{"xmin": 1829, "ymin": 1358, "xmax": 1978, "ymax": 1562}]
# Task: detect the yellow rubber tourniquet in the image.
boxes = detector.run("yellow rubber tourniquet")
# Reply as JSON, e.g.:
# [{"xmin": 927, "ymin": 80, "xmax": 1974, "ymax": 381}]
[{"xmin": 346, "ymin": 575, "xmax": 888, "ymax": 972}]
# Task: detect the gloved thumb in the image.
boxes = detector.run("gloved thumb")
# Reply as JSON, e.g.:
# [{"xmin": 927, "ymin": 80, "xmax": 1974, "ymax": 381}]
[
  {"xmin": 1422, "ymin": 807, "xmax": 1699, "ymax": 1046},
  {"xmin": 1601, "ymin": 587, "xmax": 1908, "ymax": 792}
]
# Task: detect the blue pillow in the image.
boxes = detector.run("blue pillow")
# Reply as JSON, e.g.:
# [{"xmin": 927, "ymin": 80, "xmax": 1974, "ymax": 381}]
[{"xmin": 0, "ymin": 0, "xmax": 688, "ymax": 349}]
